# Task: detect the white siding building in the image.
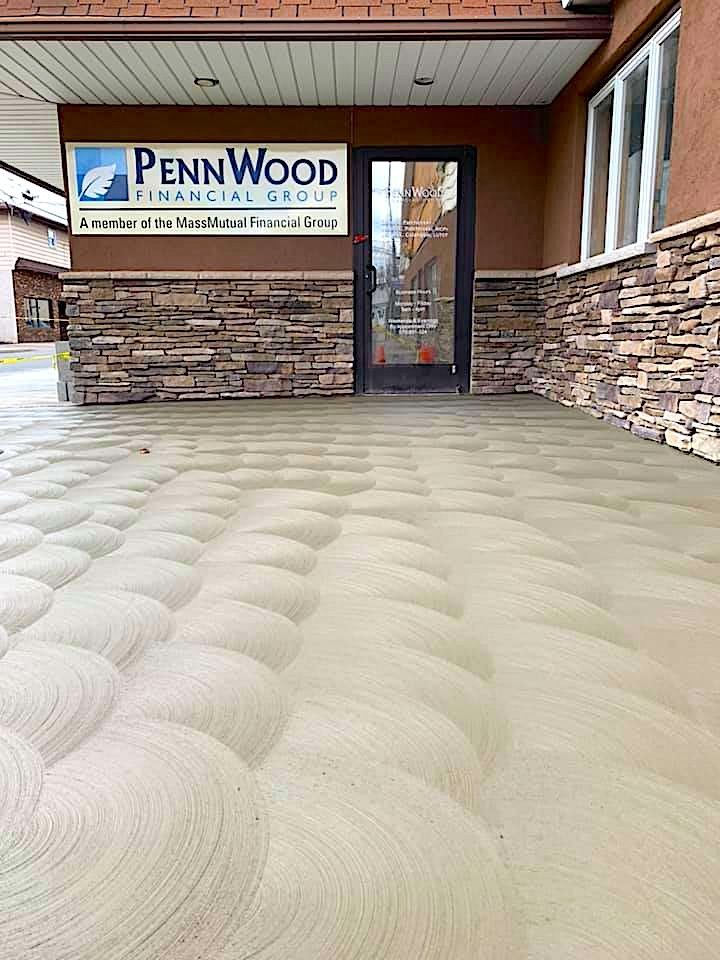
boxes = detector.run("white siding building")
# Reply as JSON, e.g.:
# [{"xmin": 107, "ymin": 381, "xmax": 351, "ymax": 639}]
[
  {"xmin": 0, "ymin": 95, "xmax": 63, "ymax": 189},
  {"xmin": 0, "ymin": 161, "xmax": 70, "ymax": 343}
]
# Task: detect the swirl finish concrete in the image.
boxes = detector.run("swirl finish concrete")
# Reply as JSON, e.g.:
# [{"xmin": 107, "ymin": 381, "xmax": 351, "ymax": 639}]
[{"xmin": 1, "ymin": 395, "xmax": 720, "ymax": 959}]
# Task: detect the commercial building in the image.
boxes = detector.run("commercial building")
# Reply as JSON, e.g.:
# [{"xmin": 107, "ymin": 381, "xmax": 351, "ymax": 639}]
[
  {"xmin": 1, "ymin": 0, "xmax": 718, "ymax": 459},
  {"xmin": 0, "ymin": 162, "xmax": 71, "ymax": 343}
]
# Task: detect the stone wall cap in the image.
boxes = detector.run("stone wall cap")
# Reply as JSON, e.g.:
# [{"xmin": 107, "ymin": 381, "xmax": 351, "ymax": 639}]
[
  {"xmin": 649, "ymin": 208, "xmax": 720, "ymax": 244},
  {"xmin": 474, "ymin": 269, "xmax": 542, "ymax": 280},
  {"xmin": 59, "ymin": 270, "xmax": 354, "ymax": 281},
  {"xmin": 474, "ymin": 266, "xmax": 564, "ymax": 280},
  {"xmin": 556, "ymin": 242, "xmax": 655, "ymax": 279}
]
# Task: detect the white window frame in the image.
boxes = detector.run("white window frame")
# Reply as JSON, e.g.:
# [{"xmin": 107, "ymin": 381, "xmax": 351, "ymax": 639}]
[{"xmin": 581, "ymin": 8, "xmax": 682, "ymax": 262}]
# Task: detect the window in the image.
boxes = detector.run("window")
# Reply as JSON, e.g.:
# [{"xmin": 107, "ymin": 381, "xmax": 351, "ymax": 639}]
[
  {"xmin": 653, "ymin": 27, "xmax": 680, "ymax": 230},
  {"xmin": 24, "ymin": 297, "xmax": 54, "ymax": 329},
  {"xmin": 582, "ymin": 10, "xmax": 681, "ymax": 261}
]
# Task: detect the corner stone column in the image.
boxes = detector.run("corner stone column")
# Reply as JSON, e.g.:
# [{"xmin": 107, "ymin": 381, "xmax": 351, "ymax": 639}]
[{"xmin": 471, "ymin": 272, "xmax": 540, "ymax": 394}]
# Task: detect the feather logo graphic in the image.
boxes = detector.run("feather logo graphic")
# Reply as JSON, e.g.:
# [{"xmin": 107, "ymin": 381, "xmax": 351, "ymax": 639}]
[{"xmin": 79, "ymin": 163, "xmax": 116, "ymax": 200}]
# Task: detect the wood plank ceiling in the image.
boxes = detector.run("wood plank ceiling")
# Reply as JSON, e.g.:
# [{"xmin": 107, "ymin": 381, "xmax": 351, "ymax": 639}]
[{"xmin": 0, "ymin": 37, "xmax": 600, "ymax": 106}]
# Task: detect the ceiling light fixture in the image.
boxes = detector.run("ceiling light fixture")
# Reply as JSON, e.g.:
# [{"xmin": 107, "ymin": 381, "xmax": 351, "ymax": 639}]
[
  {"xmin": 194, "ymin": 77, "xmax": 219, "ymax": 88},
  {"xmin": 414, "ymin": 76, "xmax": 435, "ymax": 86}
]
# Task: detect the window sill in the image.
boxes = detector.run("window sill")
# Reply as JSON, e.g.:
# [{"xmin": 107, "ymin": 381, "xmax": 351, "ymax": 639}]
[
  {"xmin": 649, "ymin": 208, "xmax": 720, "ymax": 243},
  {"xmin": 556, "ymin": 242, "xmax": 656, "ymax": 279}
]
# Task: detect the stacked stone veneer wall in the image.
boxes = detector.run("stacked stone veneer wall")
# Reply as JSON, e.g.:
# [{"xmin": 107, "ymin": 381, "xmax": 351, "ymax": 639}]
[
  {"xmin": 63, "ymin": 272, "xmax": 354, "ymax": 404},
  {"xmin": 534, "ymin": 227, "xmax": 720, "ymax": 463},
  {"xmin": 471, "ymin": 275, "xmax": 541, "ymax": 394},
  {"xmin": 63, "ymin": 232, "xmax": 720, "ymax": 463},
  {"xmin": 470, "ymin": 223, "xmax": 720, "ymax": 463}
]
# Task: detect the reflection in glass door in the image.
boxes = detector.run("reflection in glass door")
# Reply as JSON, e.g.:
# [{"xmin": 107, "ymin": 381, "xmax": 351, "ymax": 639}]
[
  {"xmin": 355, "ymin": 148, "xmax": 474, "ymax": 394},
  {"xmin": 371, "ymin": 159, "xmax": 457, "ymax": 367}
]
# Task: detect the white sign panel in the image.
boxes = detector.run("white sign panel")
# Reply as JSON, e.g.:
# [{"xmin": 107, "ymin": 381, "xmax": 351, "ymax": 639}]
[{"xmin": 65, "ymin": 142, "xmax": 348, "ymax": 236}]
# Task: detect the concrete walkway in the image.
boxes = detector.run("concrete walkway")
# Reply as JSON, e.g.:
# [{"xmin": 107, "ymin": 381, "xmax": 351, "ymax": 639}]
[{"xmin": 1, "ymin": 394, "xmax": 720, "ymax": 959}]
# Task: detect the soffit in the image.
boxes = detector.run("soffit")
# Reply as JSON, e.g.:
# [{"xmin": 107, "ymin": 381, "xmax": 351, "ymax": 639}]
[{"xmin": 0, "ymin": 36, "xmax": 601, "ymax": 105}]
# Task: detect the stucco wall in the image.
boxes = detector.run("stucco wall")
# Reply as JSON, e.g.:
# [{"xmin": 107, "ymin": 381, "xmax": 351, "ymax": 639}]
[
  {"xmin": 665, "ymin": 0, "xmax": 720, "ymax": 225},
  {"xmin": 541, "ymin": 0, "xmax": 720, "ymax": 267},
  {"xmin": 59, "ymin": 105, "xmax": 547, "ymax": 274},
  {"xmin": 542, "ymin": 0, "xmax": 680, "ymax": 269},
  {"xmin": 57, "ymin": 2, "xmax": 719, "ymax": 299}
]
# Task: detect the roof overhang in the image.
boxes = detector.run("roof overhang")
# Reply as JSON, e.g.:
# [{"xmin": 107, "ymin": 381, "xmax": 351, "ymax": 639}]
[
  {"xmin": 14, "ymin": 257, "xmax": 64, "ymax": 274},
  {"xmin": 0, "ymin": 12, "xmax": 610, "ymax": 108},
  {"xmin": 0, "ymin": 164, "xmax": 67, "ymax": 224},
  {"xmin": 0, "ymin": 15, "xmax": 612, "ymax": 42},
  {"xmin": 0, "ymin": 159, "xmax": 65, "ymax": 196},
  {"xmin": 0, "ymin": 35, "xmax": 605, "ymax": 107}
]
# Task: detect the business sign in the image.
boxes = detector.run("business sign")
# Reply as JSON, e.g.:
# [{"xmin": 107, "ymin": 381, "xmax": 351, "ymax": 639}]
[{"xmin": 65, "ymin": 142, "xmax": 348, "ymax": 236}]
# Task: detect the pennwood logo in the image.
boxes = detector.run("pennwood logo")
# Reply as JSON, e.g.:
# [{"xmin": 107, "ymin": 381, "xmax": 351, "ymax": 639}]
[
  {"xmin": 74, "ymin": 147, "xmax": 129, "ymax": 202},
  {"xmin": 79, "ymin": 163, "xmax": 115, "ymax": 200}
]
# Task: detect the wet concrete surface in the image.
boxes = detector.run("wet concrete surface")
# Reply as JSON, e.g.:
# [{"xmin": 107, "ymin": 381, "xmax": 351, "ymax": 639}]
[{"xmin": 1, "ymin": 394, "xmax": 720, "ymax": 959}]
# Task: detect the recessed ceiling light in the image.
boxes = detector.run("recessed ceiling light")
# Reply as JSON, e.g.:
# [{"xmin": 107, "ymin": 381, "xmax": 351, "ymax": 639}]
[
  {"xmin": 414, "ymin": 76, "xmax": 435, "ymax": 86},
  {"xmin": 194, "ymin": 77, "xmax": 219, "ymax": 88}
]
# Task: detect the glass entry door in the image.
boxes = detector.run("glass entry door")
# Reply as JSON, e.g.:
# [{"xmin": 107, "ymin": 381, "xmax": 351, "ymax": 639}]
[{"xmin": 354, "ymin": 147, "xmax": 475, "ymax": 394}]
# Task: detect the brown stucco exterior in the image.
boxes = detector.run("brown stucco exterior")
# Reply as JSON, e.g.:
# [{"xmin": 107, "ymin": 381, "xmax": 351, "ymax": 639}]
[
  {"xmin": 542, "ymin": 0, "xmax": 680, "ymax": 268},
  {"xmin": 58, "ymin": 0, "xmax": 715, "ymax": 277},
  {"xmin": 665, "ymin": 0, "xmax": 720, "ymax": 226},
  {"xmin": 59, "ymin": 104, "xmax": 547, "ymax": 273},
  {"xmin": 540, "ymin": 0, "xmax": 720, "ymax": 269}
]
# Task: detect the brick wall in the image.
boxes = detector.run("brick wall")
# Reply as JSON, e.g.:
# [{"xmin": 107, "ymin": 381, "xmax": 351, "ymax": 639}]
[
  {"xmin": 6, "ymin": 0, "xmax": 569, "ymax": 22},
  {"xmin": 13, "ymin": 268, "xmax": 63, "ymax": 343},
  {"xmin": 62, "ymin": 271, "xmax": 354, "ymax": 404},
  {"xmin": 471, "ymin": 274, "xmax": 540, "ymax": 395}
]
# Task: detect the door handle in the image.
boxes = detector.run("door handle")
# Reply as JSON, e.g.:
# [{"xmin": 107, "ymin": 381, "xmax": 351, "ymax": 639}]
[{"xmin": 367, "ymin": 264, "xmax": 377, "ymax": 294}]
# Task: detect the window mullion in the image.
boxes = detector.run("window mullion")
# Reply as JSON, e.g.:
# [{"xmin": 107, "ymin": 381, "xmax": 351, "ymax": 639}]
[
  {"xmin": 637, "ymin": 39, "xmax": 662, "ymax": 244},
  {"xmin": 581, "ymin": 102, "xmax": 597, "ymax": 261},
  {"xmin": 605, "ymin": 75, "xmax": 625, "ymax": 254}
]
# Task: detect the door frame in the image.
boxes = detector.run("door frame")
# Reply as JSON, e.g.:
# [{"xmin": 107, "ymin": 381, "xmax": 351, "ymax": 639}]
[{"xmin": 352, "ymin": 145, "xmax": 476, "ymax": 395}]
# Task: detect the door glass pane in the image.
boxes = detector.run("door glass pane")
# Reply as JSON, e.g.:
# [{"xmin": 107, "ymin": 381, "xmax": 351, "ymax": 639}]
[
  {"xmin": 589, "ymin": 91, "xmax": 614, "ymax": 256},
  {"xmin": 617, "ymin": 58, "xmax": 649, "ymax": 248},
  {"xmin": 370, "ymin": 159, "xmax": 457, "ymax": 366},
  {"xmin": 653, "ymin": 28, "xmax": 680, "ymax": 230}
]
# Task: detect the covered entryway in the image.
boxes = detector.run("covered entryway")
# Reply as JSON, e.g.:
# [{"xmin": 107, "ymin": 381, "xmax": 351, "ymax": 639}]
[{"xmin": 0, "ymin": 17, "xmax": 610, "ymax": 403}]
